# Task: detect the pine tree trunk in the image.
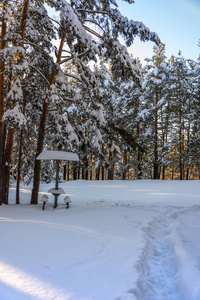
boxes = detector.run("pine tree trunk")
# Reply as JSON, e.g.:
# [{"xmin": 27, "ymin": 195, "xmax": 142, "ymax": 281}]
[
  {"xmin": 31, "ymin": 102, "xmax": 48, "ymax": 204},
  {"xmin": 101, "ymin": 145, "xmax": 104, "ymax": 180},
  {"xmin": 162, "ymin": 166, "xmax": 165, "ymax": 180},
  {"xmin": 16, "ymin": 130, "xmax": 23, "ymax": 204},
  {"xmin": 63, "ymin": 165, "xmax": 66, "ymax": 180},
  {"xmin": 154, "ymin": 88, "xmax": 159, "ymax": 179},
  {"xmin": 136, "ymin": 123, "xmax": 142, "ymax": 179},
  {"xmin": 137, "ymin": 152, "xmax": 142, "ymax": 179},
  {"xmin": 84, "ymin": 157, "xmax": 88, "ymax": 180},
  {"xmin": 101, "ymin": 166, "xmax": 104, "ymax": 180},
  {"xmin": 0, "ymin": 126, "xmax": 4, "ymax": 206},
  {"xmin": 16, "ymin": 91, "xmax": 27, "ymax": 204},
  {"xmin": 3, "ymin": 128, "xmax": 15, "ymax": 204},
  {"xmin": 85, "ymin": 169, "xmax": 88, "ymax": 180},
  {"xmin": 0, "ymin": 1, "xmax": 29, "ymax": 205},
  {"xmin": 172, "ymin": 166, "xmax": 174, "ymax": 180},
  {"xmin": 108, "ymin": 150, "xmax": 114, "ymax": 180},
  {"xmin": 67, "ymin": 162, "xmax": 70, "ymax": 181},
  {"xmin": 95, "ymin": 167, "xmax": 100, "ymax": 180},
  {"xmin": 73, "ymin": 167, "xmax": 77, "ymax": 180},
  {"xmin": 122, "ymin": 150, "xmax": 127, "ymax": 180},
  {"xmin": 31, "ymin": 33, "xmax": 66, "ymax": 204},
  {"xmin": 127, "ymin": 152, "xmax": 130, "ymax": 180},
  {"xmin": 90, "ymin": 168, "xmax": 93, "ymax": 180},
  {"xmin": 21, "ymin": 0, "xmax": 29, "ymax": 39},
  {"xmin": 161, "ymin": 105, "xmax": 166, "ymax": 180},
  {"xmin": 179, "ymin": 93, "xmax": 183, "ymax": 180},
  {"xmin": 0, "ymin": 15, "xmax": 6, "ymax": 205},
  {"xmin": 1, "ymin": 72, "xmax": 12, "ymax": 204},
  {"xmin": 81, "ymin": 166, "xmax": 85, "ymax": 179},
  {"xmin": 186, "ymin": 169, "xmax": 189, "ymax": 180},
  {"xmin": 77, "ymin": 163, "xmax": 80, "ymax": 179}
]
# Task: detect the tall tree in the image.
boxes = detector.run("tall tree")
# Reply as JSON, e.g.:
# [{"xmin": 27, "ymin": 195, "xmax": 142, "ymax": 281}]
[{"xmin": 30, "ymin": 0, "xmax": 160, "ymax": 203}]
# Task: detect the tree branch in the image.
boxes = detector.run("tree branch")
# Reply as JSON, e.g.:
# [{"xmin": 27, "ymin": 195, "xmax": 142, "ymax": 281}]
[
  {"xmin": 60, "ymin": 49, "xmax": 90, "ymax": 64},
  {"xmin": 29, "ymin": 65, "xmax": 50, "ymax": 85},
  {"xmin": 64, "ymin": 72, "xmax": 82, "ymax": 82},
  {"xmin": 83, "ymin": 25, "xmax": 103, "ymax": 39},
  {"xmin": 23, "ymin": 39, "xmax": 55, "ymax": 65},
  {"xmin": 77, "ymin": 9, "xmax": 108, "ymax": 16},
  {"xmin": 83, "ymin": 19, "xmax": 105, "ymax": 33}
]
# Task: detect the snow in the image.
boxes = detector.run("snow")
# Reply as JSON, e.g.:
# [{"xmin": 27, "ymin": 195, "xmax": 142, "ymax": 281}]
[
  {"xmin": 36, "ymin": 151, "xmax": 79, "ymax": 161},
  {"xmin": 2, "ymin": 103, "xmax": 26, "ymax": 128},
  {"xmin": 1, "ymin": 180, "xmax": 200, "ymax": 300}
]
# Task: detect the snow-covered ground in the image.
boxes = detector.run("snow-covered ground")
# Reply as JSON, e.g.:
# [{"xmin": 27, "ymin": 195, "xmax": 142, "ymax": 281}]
[{"xmin": 1, "ymin": 180, "xmax": 200, "ymax": 300}]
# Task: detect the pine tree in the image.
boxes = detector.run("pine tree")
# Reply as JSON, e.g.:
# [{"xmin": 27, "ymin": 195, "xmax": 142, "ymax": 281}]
[{"xmin": 169, "ymin": 52, "xmax": 191, "ymax": 179}]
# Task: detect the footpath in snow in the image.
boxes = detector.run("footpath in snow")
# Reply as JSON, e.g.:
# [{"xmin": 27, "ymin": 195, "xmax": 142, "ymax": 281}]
[
  {"xmin": 0, "ymin": 180, "xmax": 200, "ymax": 300},
  {"xmin": 133, "ymin": 206, "xmax": 200, "ymax": 300}
]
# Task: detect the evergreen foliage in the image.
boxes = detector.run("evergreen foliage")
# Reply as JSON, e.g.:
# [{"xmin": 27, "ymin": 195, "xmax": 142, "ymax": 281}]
[{"xmin": 0, "ymin": 1, "xmax": 200, "ymax": 207}]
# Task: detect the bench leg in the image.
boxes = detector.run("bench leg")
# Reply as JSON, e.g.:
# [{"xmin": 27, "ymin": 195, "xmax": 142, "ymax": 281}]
[
  {"xmin": 66, "ymin": 202, "xmax": 69, "ymax": 209},
  {"xmin": 42, "ymin": 201, "xmax": 46, "ymax": 210}
]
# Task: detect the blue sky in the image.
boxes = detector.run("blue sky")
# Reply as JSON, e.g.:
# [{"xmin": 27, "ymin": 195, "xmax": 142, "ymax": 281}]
[{"xmin": 118, "ymin": 0, "xmax": 200, "ymax": 62}]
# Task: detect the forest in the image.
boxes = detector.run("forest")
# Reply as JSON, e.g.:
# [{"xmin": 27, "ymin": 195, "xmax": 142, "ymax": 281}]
[{"xmin": 0, "ymin": 0, "xmax": 200, "ymax": 206}]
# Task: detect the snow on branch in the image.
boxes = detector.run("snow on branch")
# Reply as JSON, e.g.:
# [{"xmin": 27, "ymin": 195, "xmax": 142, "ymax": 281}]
[
  {"xmin": 108, "ymin": 8, "xmax": 161, "ymax": 46},
  {"xmin": 59, "ymin": 0, "xmax": 99, "ymax": 53},
  {"xmin": 29, "ymin": 65, "xmax": 50, "ymax": 85},
  {"xmin": 2, "ymin": 103, "xmax": 26, "ymax": 128}
]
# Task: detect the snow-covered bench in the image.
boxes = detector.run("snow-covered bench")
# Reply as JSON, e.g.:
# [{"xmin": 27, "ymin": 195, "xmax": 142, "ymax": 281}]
[
  {"xmin": 40, "ymin": 194, "xmax": 49, "ymax": 210},
  {"xmin": 63, "ymin": 196, "xmax": 72, "ymax": 209}
]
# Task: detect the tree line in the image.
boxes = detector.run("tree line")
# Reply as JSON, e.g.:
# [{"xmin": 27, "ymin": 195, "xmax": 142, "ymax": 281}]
[
  {"xmin": 50, "ymin": 46, "xmax": 200, "ymax": 183},
  {"xmin": 0, "ymin": 1, "xmax": 199, "ymax": 206},
  {"xmin": 0, "ymin": 0, "xmax": 160, "ymax": 205}
]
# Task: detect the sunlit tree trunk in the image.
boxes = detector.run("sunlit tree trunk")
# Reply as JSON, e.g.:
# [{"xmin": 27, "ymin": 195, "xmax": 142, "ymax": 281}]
[
  {"xmin": 31, "ymin": 33, "xmax": 66, "ymax": 204},
  {"xmin": 0, "ymin": 15, "xmax": 6, "ymax": 205},
  {"xmin": 0, "ymin": 0, "xmax": 30, "ymax": 205}
]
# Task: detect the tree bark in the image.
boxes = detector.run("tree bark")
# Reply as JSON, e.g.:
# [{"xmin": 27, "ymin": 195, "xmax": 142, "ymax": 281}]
[
  {"xmin": 31, "ymin": 101, "xmax": 48, "ymax": 204},
  {"xmin": 154, "ymin": 88, "xmax": 159, "ymax": 179},
  {"xmin": 67, "ymin": 162, "xmax": 70, "ymax": 181},
  {"xmin": 3, "ymin": 129, "xmax": 15, "ymax": 204},
  {"xmin": 16, "ymin": 91, "xmax": 27, "ymax": 204},
  {"xmin": 179, "ymin": 84, "xmax": 183, "ymax": 180},
  {"xmin": 122, "ymin": 150, "xmax": 127, "ymax": 180},
  {"xmin": 31, "ymin": 33, "xmax": 66, "ymax": 204},
  {"xmin": 101, "ymin": 145, "xmax": 104, "ymax": 180},
  {"xmin": 0, "ymin": 1, "xmax": 30, "ymax": 205},
  {"xmin": 0, "ymin": 13, "xmax": 6, "ymax": 205},
  {"xmin": 101, "ymin": 166, "xmax": 104, "ymax": 180},
  {"xmin": 21, "ymin": 0, "xmax": 29, "ymax": 39},
  {"xmin": 63, "ymin": 165, "xmax": 66, "ymax": 180},
  {"xmin": 96, "ymin": 166, "xmax": 100, "ymax": 180},
  {"xmin": 16, "ymin": 130, "xmax": 23, "ymax": 204},
  {"xmin": 73, "ymin": 165, "xmax": 77, "ymax": 180}
]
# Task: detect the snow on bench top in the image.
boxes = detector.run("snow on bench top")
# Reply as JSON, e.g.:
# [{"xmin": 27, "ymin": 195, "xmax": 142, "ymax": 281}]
[
  {"xmin": 36, "ymin": 150, "xmax": 79, "ymax": 161},
  {"xmin": 48, "ymin": 188, "xmax": 65, "ymax": 194}
]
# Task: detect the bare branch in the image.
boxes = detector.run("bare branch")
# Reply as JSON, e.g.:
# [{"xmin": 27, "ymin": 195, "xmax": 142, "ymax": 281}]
[
  {"xmin": 23, "ymin": 39, "xmax": 55, "ymax": 65},
  {"xmin": 83, "ymin": 19, "xmax": 105, "ymax": 33},
  {"xmin": 48, "ymin": 108, "xmax": 57, "ymax": 112},
  {"xmin": 62, "ymin": 50, "xmax": 72, "ymax": 54},
  {"xmin": 48, "ymin": 17, "xmax": 61, "ymax": 27},
  {"xmin": 29, "ymin": 65, "xmax": 50, "ymax": 85},
  {"xmin": 45, "ymin": 125, "xmax": 57, "ymax": 131},
  {"xmin": 77, "ymin": 9, "xmax": 108, "ymax": 16},
  {"xmin": 83, "ymin": 25, "xmax": 103, "ymax": 39},
  {"xmin": 64, "ymin": 72, "xmax": 82, "ymax": 82},
  {"xmin": 60, "ymin": 49, "xmax": 90, "ymax": 64},
  {"xmin": 63, "ymin": 97, "xmax": 74, "ymax": 103}
]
